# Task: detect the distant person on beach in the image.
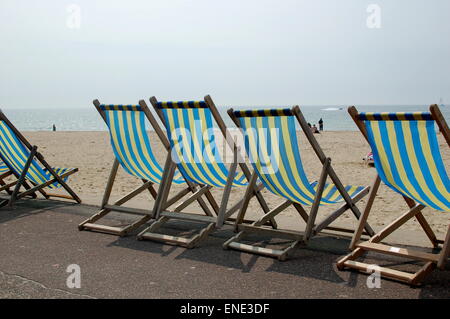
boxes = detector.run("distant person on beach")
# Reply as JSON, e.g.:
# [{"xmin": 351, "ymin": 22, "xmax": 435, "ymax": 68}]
[
  {"xmin": 307, "ymin": 122, "xmax": 312, "ymax": 128},
  {"xmin": 52, "ymin": 124, "xmax": 56, "ymax": 132},
  {"xmin": 318, "ymin": 118, "xmax": 323, "ymax": 131},
  {"xmin": 312, "ymin": 124, "xmax": 320, "ymax": 134}
]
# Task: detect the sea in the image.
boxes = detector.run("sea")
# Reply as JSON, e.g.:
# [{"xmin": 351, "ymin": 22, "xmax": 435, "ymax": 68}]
[{"xmin": 2, "ymin": 105, "xmax": 449, "ymax": 131}]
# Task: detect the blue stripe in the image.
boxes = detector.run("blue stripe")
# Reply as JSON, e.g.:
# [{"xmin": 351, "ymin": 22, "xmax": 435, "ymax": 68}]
[
  {"xmin": 426, "ymin": 121, "xmax": 450, "ymax": 194},
  {"xmin": 166, "ymin": 109, "xmax": 209, "ymax": 185},
  {"xmin": 410, "ymin": 121, "xmax": 449, "ymax": 209}
]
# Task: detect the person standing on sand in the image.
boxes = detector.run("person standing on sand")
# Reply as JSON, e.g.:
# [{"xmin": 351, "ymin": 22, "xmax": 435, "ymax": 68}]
[
  {"xmin": 318, "ymin": 118, "xmax": 323, "ymax": 131},
  {"xmin": 52, "ymin": 124, "xmax": 56, "ymax": 132}
]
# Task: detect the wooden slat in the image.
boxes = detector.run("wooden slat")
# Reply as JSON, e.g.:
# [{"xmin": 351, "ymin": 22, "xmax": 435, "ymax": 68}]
[
  {"xmin": 342, "ymin": 260, "xmax": 416, "ymax": 283},
  {"xmin": 237, "ymin": 224, "xmax": 302, "ymax": 241},
  {"xmin": 227, "ymin": 242, "xmax": 285, "ymax": 258},
  {"xmin": 357, "ymin": 242, "xmax": 440, "ymax": 263},
  {"xmin": 103, "ymin": 204, "xmax": 152, "ymax": 216},
  {"xmin": 81, "ymin": 223, "xmax": 124, "ymax": 235},
  {"xmin": 139, "ymin": 232, "xmax": 191, "ymax": 246},
  {"xmin": 160, "ymin": 211, "xmax": 216, "ymax": 223}
]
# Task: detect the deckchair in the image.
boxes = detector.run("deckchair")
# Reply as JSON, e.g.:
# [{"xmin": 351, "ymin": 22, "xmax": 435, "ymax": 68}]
[
  {"xmin": 223, "ymin": 106, "xmax": 375, "ymax": 260},
  {"xmin": 79, "ymin": 100, "xmax": 216, "ymax": 236},
  {"xmin": 337, "ymin": 105, "xmax": 450, "ymax": 286},
  {"xmin": 136, "ymin": 95, "xmax": 275, "ymax": 248},
  {"xmin": 0, "ymin": 110, "xmax": 81, "ymax": 207}
]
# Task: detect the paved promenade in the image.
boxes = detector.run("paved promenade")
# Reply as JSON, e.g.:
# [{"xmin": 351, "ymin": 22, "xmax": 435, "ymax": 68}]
[{"xmin": 0, "ymin": 200, "xmax": 448, "ymax": 298}]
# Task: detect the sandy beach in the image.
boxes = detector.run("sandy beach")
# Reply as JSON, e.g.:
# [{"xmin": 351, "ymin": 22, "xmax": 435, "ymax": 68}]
[{"xmin": 18, "ymin": 130, "xmax": 450, "ymax": 237}]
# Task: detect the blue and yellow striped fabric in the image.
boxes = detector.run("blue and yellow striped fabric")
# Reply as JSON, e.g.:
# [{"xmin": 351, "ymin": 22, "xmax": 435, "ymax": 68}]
[
  {"xmin": 0, "ymin": 121, "xmax": 71, "ymax": 189},
  {"xmin": 361, "ymin": 112, "xmax": 450, "ymax": 211},
  {"xmin": 159, "ymin": 102, "xmax": 247, "ymax": 188},
  {"xmin": 156, "ymin": 101, "xmax": 208, "ymax": 109},
  {"xmin": 358, "ymin": 112, "xmax": 433, "ymax": 121},
  {"xmin": 100, "ymin": 104, "xmax": 184, "ymax": 185},
  {"xmin": 0, "ymin": 161, "xmax": 9, "ymax": 174},
  {"xmin": 236, "ymin": 110, "xmax": 365, "ymax": 206}
]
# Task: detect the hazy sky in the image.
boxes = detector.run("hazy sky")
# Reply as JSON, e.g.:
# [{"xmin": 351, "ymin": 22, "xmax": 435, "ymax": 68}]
[{"xmin": 1, "ymin": 0, "xmax": 449, "ymax": 108}]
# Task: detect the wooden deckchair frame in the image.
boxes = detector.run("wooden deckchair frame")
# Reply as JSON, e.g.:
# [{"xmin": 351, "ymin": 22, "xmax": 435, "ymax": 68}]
[
  {"xmin": 337, "ymin": 104, "xmax": 450, "ymax": 286},
  {"xmin": 0, "ymin": 110, "xmax": 81, "ymax": 208},
  {"xmin": 79, "ymin": 100, "xmax": 217, "ymax": 237},
  {"xmin": 223, "ymin": 105, "xmax": 375, "ymax": 261},
  {"xmin": 136, "ymin": 95, "xmax": 276, "ymax": 248}
]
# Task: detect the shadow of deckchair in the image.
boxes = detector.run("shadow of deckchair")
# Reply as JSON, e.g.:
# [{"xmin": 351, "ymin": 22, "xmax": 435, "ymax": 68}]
[
  {"xmin": 0, "ymin": 198, "xmax": 80, "ymax": 224},
  {"xmin": 337, "ymin": 105, "xmax": 450, "ymax": 286}
]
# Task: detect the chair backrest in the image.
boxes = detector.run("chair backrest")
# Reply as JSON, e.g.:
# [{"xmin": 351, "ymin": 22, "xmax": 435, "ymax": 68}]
[
  {"xmin": 0, "ymin": 116, "xmax": 58, "ymax": 187},
  {"xmin": 232, "ymin": 108, "xmax": 343, "ymax": 206},
  {"xmin": 359, "ymin": 111, "xmax": 450, "ymax": 211},
  {"xmin": 155, "ymin": 101, "xmax": 246, "ymax": 188},
  {"xmin": 99, "ymin": 104, "xmax": 183, "ymax": 185}
]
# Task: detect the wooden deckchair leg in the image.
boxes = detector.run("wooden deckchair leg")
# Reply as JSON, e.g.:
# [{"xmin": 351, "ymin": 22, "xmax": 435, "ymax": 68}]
[
  {"xmin": 313, "ymin": 186, "xmax": 370, "ymax": 236},
  {"xmin": 101, "ymin": 159, "xmax": 120, "ymax": 208},
  {"xmin": 437, "ymin": 225, "xmax": 450, "ymax": 270},
  {"xmin": 349, "ymin": 175, "xmax": 381, "ymax": 250},
  {"xmin": 36, "ymin": 153, "xmax": 81, "ymax": 203},
  {"xmin": 402, "ymin": 196, "xmax": 439, "ymax": 248},
  {"xmin": 216, "ymin": 149, "xmax": 238, "ymax": 228},
  {"xmin": 303, "ymin": 158, "xmax": 330, "ymax": 243},
  {"xmin": 0, "ymin": 176, "xmax": 13, "ymax": 195},
  {"xmin": 78, "ymin": 180, "xmax": 154, "ymax": 232},
  {"xmin": 370, "ymin": 203, "xmax": 424, "ymax": 243},
  {"xmin": 172, "ymin": 185, "xmax": 212, "ymax": 212},
  {"xmin": 151, "ymin": 152, "xmax": 177, "ymax": 220},
  {"xmin": 8, "ymin": 146, "xmax": 37, "ymax": 207},
  {"xmin": 233, "ymin": 171, "xmax": 258, "ymax": 231},
  {"xmin": 254, "ymin": 200, "xmax": 292, "ymax": 227},
  {"xmin": 292, "ymin": 203, "xmax": 309, "ymax": 223}
]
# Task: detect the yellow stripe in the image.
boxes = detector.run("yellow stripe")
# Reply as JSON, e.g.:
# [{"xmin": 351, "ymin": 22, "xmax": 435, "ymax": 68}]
[
  {"xmin": 243, "ymin": 118, "xmax": 285, "ymax": 199},
  {"xmin": 125, "ymin": 112, "xmax": 160, "ymax": 182},
  {"xmin": 400, "ymin": 121, "xmax": 448, "ymax": 208},
  {"xmin": 370, "ymin": 122, "xmax": 397, "ymax": 187},
  {"xmin": 0, "ymin": 122, "xmax": 46, "ymax": 184},
  {"xmin": 385, "ymin": 121, "xmax": 424, "ymax": 200},
  {"xmin": 416, "ymin": 122, "xmax": 450, "ymax": 200},
  {"xmin": 133, "ymin": 111, "xmax": 163, "ymax": 179},
  {"xmin": 167, "ymin": 109, "xmax": 210, "ymax": 185},
  {"xmin": 187, "ymin": 109, "xmax": 224, "ymax": 185},
  {"xmin": 196, "ymin": 109, "xmax": 231, "ymax": 184},
  {"xmin": 253, "ymin": 117, "xmax": 308, "ymax": 204},
  {"xmin": 268, "ymin": 117, "xmax": 315, "ymax": 205},
  {"xmin": 175, "ymin": 108, "xmax": 214, "ymax": 184},
  {"xmin": 108, "ymin": 111, "xmax": 146, "ymax": 178},
  {"xmin": 278, "ymin": 117, "xmax": 316, "ymax": 202}
]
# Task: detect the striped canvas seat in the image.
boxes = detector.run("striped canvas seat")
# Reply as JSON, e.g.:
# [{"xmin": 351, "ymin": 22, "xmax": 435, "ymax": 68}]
[
  {"xmin": 156, "ymin": 101, "xmax": 247, "ymax": 188},
  {"xmin": 0, "ymin": 161, "xmax": 9, "ymax": 174},
  {"xmin": 234, "ymin": 109, "xmax": 365, "ymax": 206},
  {"xmin": 100, "ymin": 104, "xmax": 184, "ymax": 185},
  {"xmin": 0, "ymin": 121, "xmax": 72, "ymax": 189},
  {"xmin": 359, "ymin": 112, "xmax": 450, "ymax": 211}
]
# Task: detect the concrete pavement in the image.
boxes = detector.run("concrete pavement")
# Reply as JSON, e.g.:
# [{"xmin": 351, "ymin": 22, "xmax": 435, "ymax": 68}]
[{"xmin": 0, "ymin": 199, "xmax": 448, "ymax": 299}]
